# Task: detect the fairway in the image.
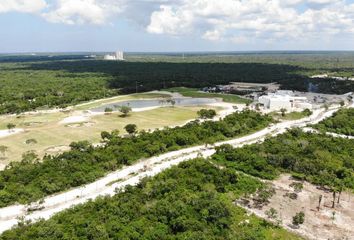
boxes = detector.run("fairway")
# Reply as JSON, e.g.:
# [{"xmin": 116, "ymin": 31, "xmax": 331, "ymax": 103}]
[
  {"xmin": 0, "ymin": 106, "xmax": 220, "ymax": 166},
  {"xmin": 165, "ymin": 87, "xmax": 252, "ymax": 104}
]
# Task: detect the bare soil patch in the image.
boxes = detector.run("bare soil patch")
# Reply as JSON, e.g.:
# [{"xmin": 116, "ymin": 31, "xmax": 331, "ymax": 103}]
[{"xmin": 237, "ymin": 174, "xmax": 354, "ymax": 240}]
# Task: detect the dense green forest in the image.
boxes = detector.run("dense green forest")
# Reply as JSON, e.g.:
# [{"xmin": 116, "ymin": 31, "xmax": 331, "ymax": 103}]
[
  {"xmin": 0, "ymin": 159, "xmax": 301, "ymax": 240},
  {"xmin": 213, "ymin": 129, "xmax": 354, "ymax": 190},
  {"xmin": 25, "ymin": 60, "xmax": 354, "ymax": 94},
  {"xmin": 0, "ymin": 63, "xmax": 118, "ymax": 114},
  {"xmin": 1, "ymin": 52, "xmax": 354, "ymax": 114},
  {"xmin": 0, "ymin": 110, "xmax": 272, "ymax": 207},
  {"xmin": 313, "ymin": 108, "xmax": 354, "ymax": 136}
]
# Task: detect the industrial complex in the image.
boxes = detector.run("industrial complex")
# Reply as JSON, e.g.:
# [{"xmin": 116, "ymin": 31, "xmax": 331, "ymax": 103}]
[
  {"xmin": 104, "ymin": 51, "xmax": 125, "ymax": 61},
  {"xmin": 258, "ymin": 91, "xmax": 312, "ymax": 111}
]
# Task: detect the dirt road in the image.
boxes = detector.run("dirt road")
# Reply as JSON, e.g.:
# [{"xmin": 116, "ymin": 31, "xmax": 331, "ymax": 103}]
[{"xmin": 0, "ymin": 107, "xmax": 340, "ymax": 234}]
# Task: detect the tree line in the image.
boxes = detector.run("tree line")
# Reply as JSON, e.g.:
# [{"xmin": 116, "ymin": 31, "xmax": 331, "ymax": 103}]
[
  {"xmin": 0, "ymin": 110, "xmax": 273, "ymax": 207},
  {"xmin": 2, "ymin": 58, "xmax": 354, "ymax": 114}
]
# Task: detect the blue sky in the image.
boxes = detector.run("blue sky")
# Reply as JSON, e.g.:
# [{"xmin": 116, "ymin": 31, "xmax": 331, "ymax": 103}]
[{"xmin": 1, "ymin": 0, "xmax": 354, "ymax": 53}]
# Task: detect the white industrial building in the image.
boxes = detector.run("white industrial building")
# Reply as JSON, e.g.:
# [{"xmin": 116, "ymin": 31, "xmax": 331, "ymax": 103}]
[
  {"xmin": 258, "ymin": 91, "xmax": 312, "ymax": 111},
  {"xmin": 104, "ymin": 51, "xmax": 124, "ymax": 61}
]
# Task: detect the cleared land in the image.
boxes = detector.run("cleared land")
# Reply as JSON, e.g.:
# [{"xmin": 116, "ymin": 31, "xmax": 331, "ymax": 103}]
[{"xmin": 238, "ymin": 174, "xmax": 354, "ymax": 240}]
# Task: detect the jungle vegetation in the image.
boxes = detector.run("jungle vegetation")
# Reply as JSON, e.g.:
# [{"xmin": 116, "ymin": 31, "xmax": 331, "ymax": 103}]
[
  {"xmin": 0, "ymin": 159, "xmax": 302, "ymax": 240},
  {"xmin": 212, "ymin": 129, "xmax": 354, "ymax": 191},
  {"xmin": 0, "ymin": 110, "xmax": 272, "ymax": 207},
  {"xmin": 1, "ymin": 52, "xmax": 354, "ymax": 114}
]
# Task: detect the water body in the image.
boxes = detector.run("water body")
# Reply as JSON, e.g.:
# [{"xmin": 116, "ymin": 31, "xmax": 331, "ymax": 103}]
[{"xmin": 91, "ymin": 98, "xmax": 219, "ymax": 112}]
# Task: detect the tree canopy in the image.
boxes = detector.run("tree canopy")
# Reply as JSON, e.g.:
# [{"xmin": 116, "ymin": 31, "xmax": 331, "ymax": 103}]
[
  {"xmin": 212, "ymin": 129, "xmax": 354, "ymax": 190},
  {"xmin": 0, "ymin": 160, "xmax": 301, "ymax": 240},
  {"xmin": 0, "ymin": 110, "xmax": 272, "ymax": 207}
]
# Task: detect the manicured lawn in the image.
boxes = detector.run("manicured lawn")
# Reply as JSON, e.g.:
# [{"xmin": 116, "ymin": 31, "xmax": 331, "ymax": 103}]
[
  {"xmin": 0, "ymin": 106, "xmax": 220, "ymax": 164},
  {"xmin": 166, "ymin": 87, "xmax": 251, "ymax": 104}
]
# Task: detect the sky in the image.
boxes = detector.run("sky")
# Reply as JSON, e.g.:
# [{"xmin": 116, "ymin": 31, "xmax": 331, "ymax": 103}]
[{"xmin": 1, "ymin": 0, "xmax": 354, "ymax": 53}]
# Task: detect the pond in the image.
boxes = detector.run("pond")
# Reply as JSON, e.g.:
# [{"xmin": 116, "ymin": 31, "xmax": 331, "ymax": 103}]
[{"xmin": 90, "ymin": 98, "xmax": 219, "ymax": 112}]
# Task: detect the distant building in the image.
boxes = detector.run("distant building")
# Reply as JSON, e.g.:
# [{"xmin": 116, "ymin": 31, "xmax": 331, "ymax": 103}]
[
  {"xmin": 104, "ymin": 51, "xmax": 124, "ymax": 61},
  {"xmin": 258, "ymin": 91, "xmax": 312, "ymax": 111},
  {"xmin": 219, "ymin": 82, "xmax": 280, "ymax": 94}
]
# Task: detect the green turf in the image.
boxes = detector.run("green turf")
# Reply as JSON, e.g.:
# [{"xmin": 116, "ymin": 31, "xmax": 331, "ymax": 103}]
[{"xmin": 166, "ymin": 87, "xmax": 251, "ymax": 104}]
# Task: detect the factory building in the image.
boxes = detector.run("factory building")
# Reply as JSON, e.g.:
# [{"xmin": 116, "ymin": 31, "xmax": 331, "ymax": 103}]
[
  {"xmin": 104, "ymin": 51, "xmax": 124, "ymax": 61},
  {"xmin": 258, "ymin": 91, "xmax": 312, "ymax": 111}
]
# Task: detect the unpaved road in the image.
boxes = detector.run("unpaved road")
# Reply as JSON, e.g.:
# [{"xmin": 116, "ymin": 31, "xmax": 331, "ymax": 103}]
[
  {"xmin": 303, "ymin": 127, "xmax": 354, "ymax": 139},
  {"xmin": 0, "ymin": 107, "xmax": 341, "ymax": 234}
]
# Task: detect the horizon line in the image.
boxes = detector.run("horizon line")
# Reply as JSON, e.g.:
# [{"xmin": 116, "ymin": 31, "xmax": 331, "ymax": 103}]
[{"xmin": 1, "ymin": 50, "xmax": 354, "ymax": 55}]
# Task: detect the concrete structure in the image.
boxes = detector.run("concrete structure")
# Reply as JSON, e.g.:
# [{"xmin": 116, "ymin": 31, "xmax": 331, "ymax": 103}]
[
  {"xmin": 104, "ymin": 51, "xmax": 124, "ymax": 61},
  {"xmin": 258, "ymin": 91, "xmax": 312, "ymax": 111},
  {"xmin": 220, "ymin": 82, "xmax": 280, "ymax": 93},
  {"xmin": 311, "ymin": 74, "xmax": 354, "ymax": 81}
]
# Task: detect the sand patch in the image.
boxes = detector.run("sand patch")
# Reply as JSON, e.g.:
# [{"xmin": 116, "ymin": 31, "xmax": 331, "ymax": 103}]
[
  {"xmin": 60, "ymin": 116, "xmax": 89, "ymax": 124},
  {"xmin": 0, "ymin": 129, "xmax": 24, "ymax": 138}
]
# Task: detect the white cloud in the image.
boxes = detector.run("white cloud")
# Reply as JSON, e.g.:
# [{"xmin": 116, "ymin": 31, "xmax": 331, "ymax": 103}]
[
  {"xmin": 1, "ymin": 0, "xmax": 354, "ymax": 45},
  {"xmin": 147, "ymin": 4, "xmax": 194, "ymax": 34},
  {"xmin": 42, "ymin": 0, "xmax": 124, "ymax": 25},
  {"xmin": 0, "ymin": 0, "xmax": 47, "ymax": 13},
  {"xmin": 146, "ymin": 0, "xmax": 354, "ymax": 43}
]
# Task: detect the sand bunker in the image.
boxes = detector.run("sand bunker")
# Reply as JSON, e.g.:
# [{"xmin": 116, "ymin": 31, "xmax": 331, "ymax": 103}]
[
  {"xmin": 0, "ymin": 129, "xmax": 24, "ymax": 138},
  {"xmin": 60, "ymin": 116, "xmax": 89, "ymax": 124},
  {"xmin": 65, "ymin": 121, "xmax": 95, "ymax": 128}
]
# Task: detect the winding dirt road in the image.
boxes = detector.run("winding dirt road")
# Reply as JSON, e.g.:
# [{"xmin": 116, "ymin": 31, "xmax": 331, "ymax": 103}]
[{"xmin": 0, "ymin": 106, "xmax": 341, "ymax": 234}]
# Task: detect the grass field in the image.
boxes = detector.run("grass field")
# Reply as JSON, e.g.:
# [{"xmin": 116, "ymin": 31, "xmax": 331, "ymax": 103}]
[
  {"xmin": 165, "ymin": 87, "xmax": 252, "ymax": 104},
  {"xmin": 0, "ymin": 106, "xmax": 220, "ymax": 165}
]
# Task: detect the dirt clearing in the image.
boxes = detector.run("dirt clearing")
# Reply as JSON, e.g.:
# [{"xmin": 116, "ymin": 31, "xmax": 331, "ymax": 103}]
[{"xmin": 238, "ymin": 174, "xmax": 354, "ymax": 240}]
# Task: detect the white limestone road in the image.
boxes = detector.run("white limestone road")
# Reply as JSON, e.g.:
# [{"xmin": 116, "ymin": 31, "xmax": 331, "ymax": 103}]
[
  {"xmin": 303, "ymin": 127, "xmax": 354, "ymax": 139},
  {"xmin": 0, "ymin": 128, "xmax": 25, "ymax": 139},
  {"xmin": 0, "ymin": 107, "xmax": 340, "ymax": 234}
]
